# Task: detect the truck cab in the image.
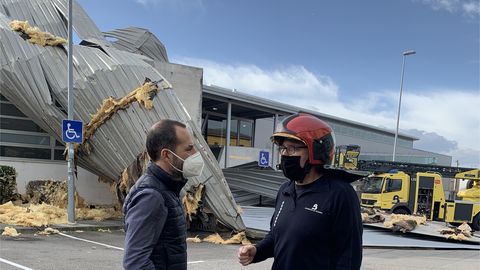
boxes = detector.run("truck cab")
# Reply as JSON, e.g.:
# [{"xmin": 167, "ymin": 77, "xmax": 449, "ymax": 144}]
[{"xmin": 360, "ymin": 171, "xmax": 445, "ymax": 218}]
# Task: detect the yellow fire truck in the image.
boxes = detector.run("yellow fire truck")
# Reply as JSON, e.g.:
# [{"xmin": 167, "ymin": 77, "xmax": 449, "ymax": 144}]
[{"xmin": 360, "ymin": 164, "xmax": 479, "ymax": 230}]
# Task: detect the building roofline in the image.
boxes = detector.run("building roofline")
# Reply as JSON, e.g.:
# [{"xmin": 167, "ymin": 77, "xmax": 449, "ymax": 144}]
[{"xmin": 202, "ymin": 84, "xmax": 419, "ymax": 141}]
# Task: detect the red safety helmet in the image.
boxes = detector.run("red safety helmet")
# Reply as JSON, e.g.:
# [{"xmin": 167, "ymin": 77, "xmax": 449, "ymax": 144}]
[{"xmin": 271, "ymin": 113, "xmax": 335, "ymax": 165}]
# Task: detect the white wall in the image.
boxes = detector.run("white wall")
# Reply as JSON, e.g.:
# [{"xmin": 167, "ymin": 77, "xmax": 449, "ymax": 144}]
[
  {"xmin": 1, "ymin": 159, "xmax": 116, "ymax": 205},
  {"xmin": 218, "ymin": 146, "xmax": 272, "ymax": 168}
]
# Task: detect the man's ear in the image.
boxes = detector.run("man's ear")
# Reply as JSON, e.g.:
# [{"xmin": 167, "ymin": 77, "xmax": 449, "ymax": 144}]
[{"xmin": 160, "ymin": 148, "xmax": 170, "ymax": 160}]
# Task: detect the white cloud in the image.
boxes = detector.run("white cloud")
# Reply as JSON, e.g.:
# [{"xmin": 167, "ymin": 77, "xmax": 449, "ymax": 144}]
[
  {"xmin": 175, "ymin": 57, "xmax": 339, "ymax": 101},
  {"xmin": 174, "ymin": 56, "xmax": 480, "ymax": 167},
  {"xmin": 463, "ymin": 2, "xmax": 480, "ymax": 15},
  {"xmin": 418, "ymin": 0, "xmax": 480, "ymax": 16}
]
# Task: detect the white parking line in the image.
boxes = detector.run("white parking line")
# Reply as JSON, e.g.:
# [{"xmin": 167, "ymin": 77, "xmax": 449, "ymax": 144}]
[
  {"xmin": 0, "ymin": 258, "xmax": 34, "ymax": 270},
  {"xmin": 58, "ymin": 232, "xmax": 205, "ymax": 264},
  {"xmin": 58, "ymin": 232, "xmax": 124, "ymax": 250}
]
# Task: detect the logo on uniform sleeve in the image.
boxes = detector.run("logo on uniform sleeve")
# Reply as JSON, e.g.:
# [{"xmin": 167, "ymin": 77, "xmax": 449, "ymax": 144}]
[{"xmin": 304, "ymin": 203, "xmax": 323, "ymax": 214}]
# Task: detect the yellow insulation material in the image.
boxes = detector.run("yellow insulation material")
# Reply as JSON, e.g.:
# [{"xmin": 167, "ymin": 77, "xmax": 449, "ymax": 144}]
[
  {"xmin": 9, "ymin": 20, "xmax": 67, "ymax": 46},
  {"xmin": 202, "ymin": 232, "xmax": 251, "ymax": 245},
  {"xmin": 2, "ymin": 226, "xmax": 20, "ymax": 237},
  {"xmin": 383, "ymin": 214, "xmax": 426, "ymax": 228},
  {"xmin": 182, "ymin": 184, "xmax": 205, "ymax": 221},
  {"xmin": 186, "ymin": 236, "xmax": 202, "ymax": 243},
  {"xmin": 440, "ymin": 223, "xmax": 472, "ymax": 240},
  {"xmin": 0, "ymin": 201, "xmax": 121, "ymax": 227},
  {"xmin": 27, "ymin": 180, "xmax": 85, "ymax": 208},
  {"xmin": 203, "ymin": 233, "xmax": 225, "ymax": 244},
  {"xmin": 75, "ymin": 80, "xmax": 170, "ymax": 154}
]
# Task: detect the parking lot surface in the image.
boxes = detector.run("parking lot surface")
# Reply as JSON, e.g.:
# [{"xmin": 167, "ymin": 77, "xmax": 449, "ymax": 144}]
[{"xmin": 1, "ymin": 230, "xmax": 479, "ymax": 270}]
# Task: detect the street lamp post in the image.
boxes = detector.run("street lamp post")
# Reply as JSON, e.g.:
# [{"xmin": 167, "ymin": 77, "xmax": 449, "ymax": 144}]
[{"xmin": 392, "ymin": 50, "xmax": 416, "ymax": 162}]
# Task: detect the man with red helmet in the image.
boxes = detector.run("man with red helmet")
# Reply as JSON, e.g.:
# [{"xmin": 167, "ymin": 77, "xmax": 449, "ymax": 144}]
[{"xmin": 238, "ymin": 113, "xmax": 363, "ymax": 270}]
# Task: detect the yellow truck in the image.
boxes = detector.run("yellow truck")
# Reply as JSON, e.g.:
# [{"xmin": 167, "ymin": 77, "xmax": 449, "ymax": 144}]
[{"xmin": 360, "ymin": 169, "xmax": 480, "ymax": 230}]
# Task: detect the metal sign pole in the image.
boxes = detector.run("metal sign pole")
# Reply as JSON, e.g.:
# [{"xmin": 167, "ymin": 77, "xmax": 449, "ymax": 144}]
[{"xmin": 67, "ymin": 0, "xmax": 75, "ymax": 223}]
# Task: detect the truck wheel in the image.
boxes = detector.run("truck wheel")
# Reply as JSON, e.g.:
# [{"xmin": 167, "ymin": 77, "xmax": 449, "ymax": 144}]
[
  {"xmin": 393, "ymin": 208, "xmax": 409, "ymax": 215},
  {"xmin": 471, "ymin": 213, "xmax": 480, "ymax": 231}
]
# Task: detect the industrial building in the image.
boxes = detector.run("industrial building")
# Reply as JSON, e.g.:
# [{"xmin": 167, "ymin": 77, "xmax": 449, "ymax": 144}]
[{"xmin": 1, "ymin": 84, "xmax": 451, "ymax": 204}]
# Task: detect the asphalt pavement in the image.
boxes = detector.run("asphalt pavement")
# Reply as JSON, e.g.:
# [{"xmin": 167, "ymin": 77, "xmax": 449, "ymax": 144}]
[{"xmin": 0, "ymin": 223, "xmax": 479, "ymax": 270}]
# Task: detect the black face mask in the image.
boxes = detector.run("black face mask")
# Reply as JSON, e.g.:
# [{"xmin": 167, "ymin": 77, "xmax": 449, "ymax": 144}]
[{"xmin": 280, "ymin": 155, "xmax": 311, "ymax": 183}]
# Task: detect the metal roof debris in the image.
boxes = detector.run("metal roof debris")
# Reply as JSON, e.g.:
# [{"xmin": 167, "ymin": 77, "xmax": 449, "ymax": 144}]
[{"xmin": 0, "ymin": 0, "xmax": 244, "ymax": 231}]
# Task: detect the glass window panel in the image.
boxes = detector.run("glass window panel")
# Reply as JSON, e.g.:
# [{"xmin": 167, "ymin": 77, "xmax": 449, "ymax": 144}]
[
  {"xmin": 206, "ymin": 119, "xmax": 226, "ymax": 146},
  {"xmin": 239, "ymin": 121, "xmax": 253, "ymax": 147},
  {"xmin": 55, "ymin": 140, "xmax": 64, "ymax": 147},
  {"xmin": 0, "ymin": 146, "xmax": 50, "ymax": 159},
  {"xmin": 0, "ymin": 133, "xmax": 50, "ymax": 145},
  {"xmin": 54, "ymin": 149, "xmax": 66, "ymax": 160},
  {"xmin": 0, "ymin": 117, "xmax": 45, "ymax": 133},
  {"xmin": 0, "ymin": 103, "xmax": 27, "ymax": 117},
  {"xmin": 0, "ymin": 95, "xmax": 8, "ymax": 101}
]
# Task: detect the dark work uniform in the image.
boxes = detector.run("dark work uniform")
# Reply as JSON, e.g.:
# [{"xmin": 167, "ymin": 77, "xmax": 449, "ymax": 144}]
[
  {"xmin": 123, "ymin": 162, "xmax": 188, "ymax": 270},
  {"xmin": 252, "ymin": 169, "xmax": 363, "ymax": 270}
]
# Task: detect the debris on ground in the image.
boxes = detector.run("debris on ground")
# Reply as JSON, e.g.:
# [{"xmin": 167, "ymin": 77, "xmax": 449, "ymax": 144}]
[
  {"xmin": 0, "ymin": 201, "xmax": 121, "ymax": 227},
  {"xmin": 2, "ymin": 226, "xmax": 20, "ymax": 237},
  {"xmin": 9, "ymin": 20, "xmax": 67, "ymax": 46},
  {"xmin": 203, "ymin": 233, "xmax": 225, "ymax": 244},
  {"xmin": 361, "ymin": 207, "xmax": 385, "ymax": 224},
  {"xmin": 384, "ymin": 214, "xmax": 427, "ymax": 228},
  {"xmin": 383, "ymin": 214, "xmax": 427, "ymax": 233},
  {"xmin": 97, "ymin": 228, "xmax": 111, "ymax": 233},
  {"xmin": 440, "ymin": 223, "xmax": 472, "ymax": 240},
  {"xmin": 26, "ymin": 180, "xmax": 85, "ymax": 208},
  {"xmin": 201, "ymin": 232, "xmax": 251, "ymax": 245},
  {"xmin": 186, "ymin": 236, "xmax": 202, "ymax": 243},
  {"xmin": 37, "ymin": 227, "xmax": 60, "ymax": 235}
]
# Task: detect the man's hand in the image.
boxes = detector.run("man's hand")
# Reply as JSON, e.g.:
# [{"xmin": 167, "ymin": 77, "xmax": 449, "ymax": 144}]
[{"xmin": 238, "ymin": 245, "xmax": 256, "ymax": 266}]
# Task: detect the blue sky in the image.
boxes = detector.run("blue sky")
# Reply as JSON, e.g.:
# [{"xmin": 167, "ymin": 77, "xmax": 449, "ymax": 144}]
[{"xmin": 77, "ymin": 0, "xmax": 479, "ymax": 167}]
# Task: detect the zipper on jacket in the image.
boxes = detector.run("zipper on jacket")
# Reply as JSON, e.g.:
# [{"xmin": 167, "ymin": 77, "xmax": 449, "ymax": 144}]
[{"xmin": 273, "ymin": 200, "xmax": 285, "ymax": 227}]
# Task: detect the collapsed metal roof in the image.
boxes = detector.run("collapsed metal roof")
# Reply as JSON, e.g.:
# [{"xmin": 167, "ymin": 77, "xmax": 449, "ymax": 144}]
[
  {"xmin": 0, "ymin": 0, "xmax": 244, "ymax": 231},
  {"xmin": 223, "ymin": 162, "xmax": 287, "ymax": 200}
]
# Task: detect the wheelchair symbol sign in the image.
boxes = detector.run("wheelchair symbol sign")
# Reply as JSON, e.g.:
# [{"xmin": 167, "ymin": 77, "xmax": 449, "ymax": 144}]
[
  {"xmin": 258, "ymin": 151, "xmax": 269, "ymax": 167},
  {"xmin": 62, "ymin": 120, "xmax": 83, "ymax": 143}
]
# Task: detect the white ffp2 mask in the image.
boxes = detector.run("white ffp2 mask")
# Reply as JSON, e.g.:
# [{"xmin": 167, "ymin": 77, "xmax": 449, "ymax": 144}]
[{"xmin": 168, "ymin": 150, "xmax": 205, "ymax": 178}]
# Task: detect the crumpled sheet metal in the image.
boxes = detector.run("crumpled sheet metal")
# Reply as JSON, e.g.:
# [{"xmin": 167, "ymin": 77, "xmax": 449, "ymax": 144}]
[{"xmin": 0, "ymin": 0, "xmax": 245, "ymax": 231}]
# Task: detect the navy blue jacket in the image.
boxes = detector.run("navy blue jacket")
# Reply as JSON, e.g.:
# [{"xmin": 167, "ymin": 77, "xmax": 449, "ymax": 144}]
[
  {"xmin": 123, "ymin": 162, "xmax": 188, "ymax": 270},
  {"xmin": 252, "ymin": 169, "xmax": 363, "ymax": 270}
]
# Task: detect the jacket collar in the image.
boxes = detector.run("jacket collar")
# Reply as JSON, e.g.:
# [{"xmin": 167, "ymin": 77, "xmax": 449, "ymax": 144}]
[{"xmin": 147, "ymin": 161, "xmax": 187, "ymax": 195}]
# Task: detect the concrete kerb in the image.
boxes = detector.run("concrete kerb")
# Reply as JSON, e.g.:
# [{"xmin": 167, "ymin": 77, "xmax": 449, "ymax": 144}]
[{"xmin": 0, "ymin": 219, "xmax": 124, "ymax": 234}]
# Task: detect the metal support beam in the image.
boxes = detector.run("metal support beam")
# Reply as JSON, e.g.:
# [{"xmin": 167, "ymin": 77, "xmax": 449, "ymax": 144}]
[{"xmin": 225, "ymin": 102, "xmax": 232, "ymax": 168}]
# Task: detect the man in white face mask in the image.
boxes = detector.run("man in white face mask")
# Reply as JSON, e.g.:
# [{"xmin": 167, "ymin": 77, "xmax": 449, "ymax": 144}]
[{"xmin": 123, "ymin": 119, "xmax": 204, "ymax": 270}]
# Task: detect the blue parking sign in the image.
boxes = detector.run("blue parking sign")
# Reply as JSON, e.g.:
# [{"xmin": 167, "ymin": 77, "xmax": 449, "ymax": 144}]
[
  {"xmin": 258, "ymin": 150, "xmax": 269, "ymax": 167},
  {"xmin": 62, "ymin": 120, "xmax": 83, "ymax": 143}
]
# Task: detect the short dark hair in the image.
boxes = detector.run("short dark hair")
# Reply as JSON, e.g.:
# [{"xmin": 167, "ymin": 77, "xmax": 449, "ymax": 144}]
[{"xmin": 146, "ymin": 119, "xmax": 186, "ymax": 161}]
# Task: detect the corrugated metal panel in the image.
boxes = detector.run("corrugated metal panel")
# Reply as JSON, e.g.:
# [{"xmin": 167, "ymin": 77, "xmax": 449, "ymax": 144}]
[
  {"xmin": 231, "ymin": 188, "xmax": 275, "ymax": 206},
  {"xmin": 242, "ymin": 206, "xmax": 480, "ymax": 249},
  {"xmin": 104, "ymin": 27, "xmax": 169, "ymax": 63},
  {"xmin": 0, "ymin": 0, "xmax": 245, "ymax": 231},
  {"xmin": 223, "ymin": 162, "xmax": 287, "ymax": 199}
]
